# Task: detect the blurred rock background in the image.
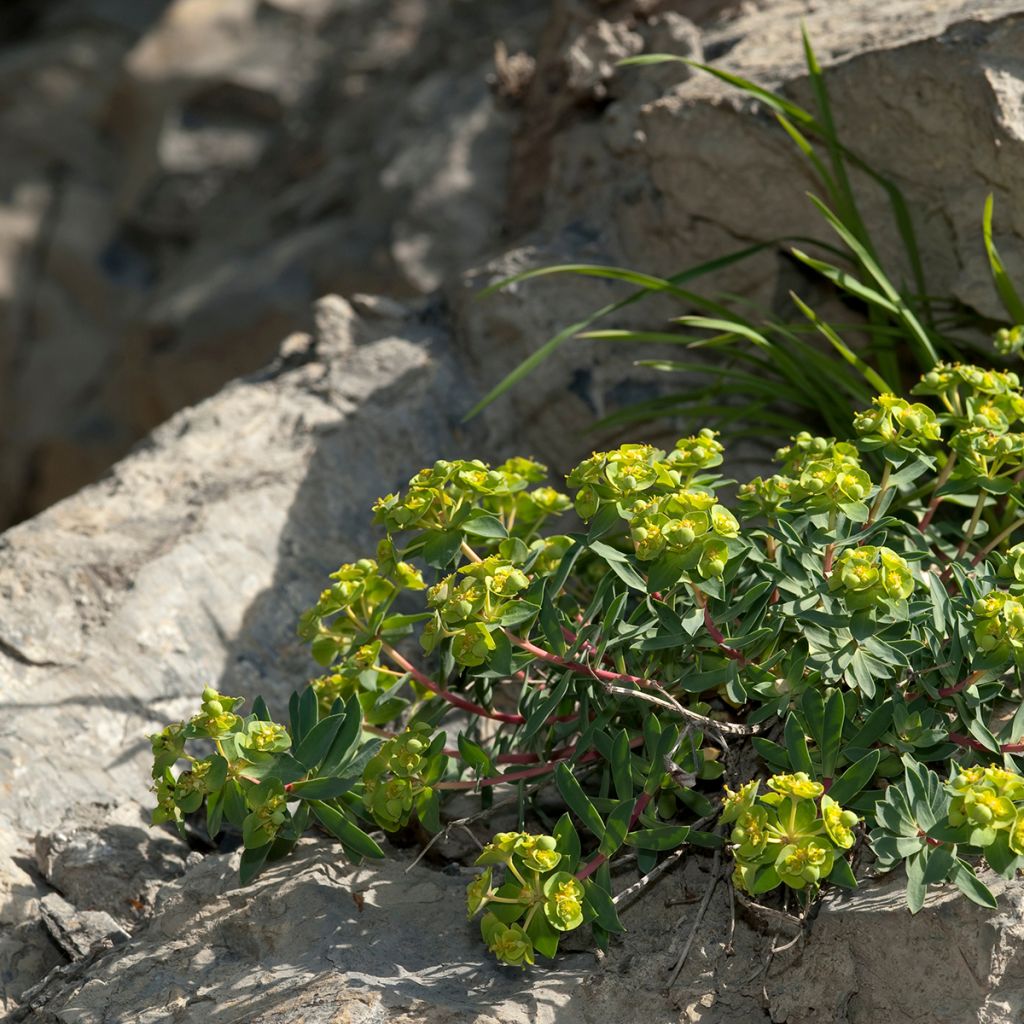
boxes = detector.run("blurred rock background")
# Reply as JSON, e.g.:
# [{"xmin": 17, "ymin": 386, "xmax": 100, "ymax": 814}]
[
  {"xmin": 5, "ymin": 0, "xmax": 1021, "ymax": 529},
  {"xmin": 8, "ymin": 1, "xmax": 1024, "ymax": 1020}
]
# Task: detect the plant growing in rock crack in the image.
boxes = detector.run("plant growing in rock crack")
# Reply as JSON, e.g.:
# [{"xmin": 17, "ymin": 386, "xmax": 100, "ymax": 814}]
[
  {"xmin": 468, "ymin": 30, "xmax": 1022, "ymax": 446},
  {"xmin": 154, "ymin": 350, "xmax": 1024, "ymax": 967}
]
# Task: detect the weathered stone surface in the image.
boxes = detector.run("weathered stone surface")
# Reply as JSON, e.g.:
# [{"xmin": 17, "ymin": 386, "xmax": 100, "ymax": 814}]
[
  {"xmin": 0, "ymin": 0, "xmax": 548, "ymax": 526},
  {"xmin": 14, "ymin": 834, "xmax": 1024, "ymax": 1024},
  {"xmin": 8, "ymin": 839, "xmax": 763, "ymax": 1024},
  {"xmin": 767, "ymin": 873, "xmax": 1024, "ymax": 1024},
  {"xmin": 38, "ymin": 893, "xmax": 129, "ymax": 961},
  {"xmin": 34, "ymin": 801, "xmax": 189, "ymax": 922},
  {"xmin": 9, "ymin": 3, "xmax": 1024, "ymax": 1020},
  {"xmin": 6, "ymin": 0, "xmax": 1024, "ymax": 529}
]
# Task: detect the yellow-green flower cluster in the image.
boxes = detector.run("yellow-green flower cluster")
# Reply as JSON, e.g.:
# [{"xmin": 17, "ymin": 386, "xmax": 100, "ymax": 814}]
[
  {"xmin": 972, "ymin": 591, "xmax": 1024, "ymax": 662},
  {"xmin": 737, "ymin": 473, "xmax": 794, "ymax": 517},
  {"xmin": 422, "ymin": 556, "xmax": 530, "ymax": 666},
  {"xmin": 914, "ymin": 362, "xmax": 1022, "ymax": 399},
  {"xmin": 297, "ymin": 557, "xmax": 425, "ymax": 679},
  {"xmin": 362, "ymin": 722, "xmax": 445, "ymax": 831},
  {"xmin": 948, "ymin": 765, "xmax": 1024, "ymax": 852},
  {"xmin": 830, "ymin": 546, "xmax": 914, "ymax": 609},
  {"xmin": 788, "ymin": 438, "xmax": 872, "ymax": 509},
  {"xmin": 567, "ymin": 443, "xmax": 667, "ymax": 519},
  {"xmin": 373, "ymin": 457, "xmax": 566, "ymax": 534},
  {"xmin": 560, "ymin": 436, "xmax": 738, "ymax": 574},
  {"xmin": 308, "ymin": 640, "xmax": 390, "ymax": 716},
  {"xmin": 666, "ymin": 428, "xmax": 725, "ymax": 477},
  {"xmin": 997, "ymin": 542, "xmax": 1024, "ymax": 586},
  {"xmin": 469, "ymin": 831, "xmax": 585, "ymax": 967},
  {"xmin": 627, "ymin": 488, "xmax": 737, "ymax": 573},
  {"xmin": 995, "ymin": 325, "xmax": 1024, "ymax": 358},
  {"xmin": 739, "ymin": 434, "xmax": 872, "ymax": 518},
  {"xmin": 566, "ymin": 433, "xmax": 727, "ymax": 519},
  {"xmin": 189, "ymin": 686, "xmax": 244, "ymax": 738},
  {"xmin": 242, "ymin": 778, "xmax": 289, "ymax": 849},
  {"xmin": 911, "ymin": 363, "xmax": 1024, "ymax": 478},
  {"xmin": 725, "ymin": 774, "xmax": 858, "ymax": 896},
  {"xmin": 853, "ymin": 394, "xmax": 940, "ymax": 453}
]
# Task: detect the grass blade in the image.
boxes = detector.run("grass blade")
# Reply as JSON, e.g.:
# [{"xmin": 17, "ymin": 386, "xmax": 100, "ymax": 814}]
[{"xmin": 982, "ymin": 193, "xmax": 1024, "ymax": 323}]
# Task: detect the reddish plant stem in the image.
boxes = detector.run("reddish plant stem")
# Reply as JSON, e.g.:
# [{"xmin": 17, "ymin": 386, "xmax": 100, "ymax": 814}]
[
  {"xmin": 364, "ymin": 724, "xmax": 576, "ymax": 765},
  {"xmin": 949, "ymin": 731, "xmax": 1024, "ymax": 754},
  {"xmin": 434, "ymin": 737, "xmax": 645, "ymax": 792},
  {"xmin": 689, "ymin": 587, "xmax": 747, "ymax": 665},
  {"xmin": 382, "ymin": 641, "xmax": 526, "ymax": 725},
  {"xmin": 435, "ymin": 760, "xmax": 565, "ymax": 790},
  {"xmin": 917, "ymin": 829, "xmax": 944, "ymax": 849},
  {"xmin": 507, "ymin": 633, "xmax": 663, "ymax": 689},
  {"xmin": 905, "ymin": 670, "xmax": 984, "ymax": 703},
  {"xmin": 823, "ymin": 544, "xmax": 836, "ymax": 577},
  {"xmin": 576, "ymin": 791, "xmax": 652, "ymax": 881}
]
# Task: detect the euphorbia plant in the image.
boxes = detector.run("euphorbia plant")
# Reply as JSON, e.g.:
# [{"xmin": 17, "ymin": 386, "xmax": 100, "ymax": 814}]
[{"xmin": 154, "ymin": 358, "xmax": 1024, "ymax": 965}]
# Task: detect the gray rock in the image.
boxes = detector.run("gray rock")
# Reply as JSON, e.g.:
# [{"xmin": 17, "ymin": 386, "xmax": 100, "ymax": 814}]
[
  {"xmin": 34, "ymin": 802, "xmax": 188, "ymax": 922},
  {"xmin": 6, "ymin": 0, "xmax": 1024, "ymax": 533},
  {"xmin": 766, "ymin": 873, "xmax": 1024, "ymax": 1024},
  {"xmin": 38, "ymin": 893, "xmax": 129, "ymax": 961}
]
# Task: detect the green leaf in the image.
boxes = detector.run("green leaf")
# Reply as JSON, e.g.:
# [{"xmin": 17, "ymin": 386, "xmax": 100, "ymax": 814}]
[
  {"xmin": 553, "ymin": 812, "xmax": 581, "ymax": 873},
  {"xmin": 309, "ymin": 800, "xmax": 385, "ymax": 859},
  {"xmin": 521, "ymin": 673, "xmax": 571, "ymax": 742},
  {"xmin": 821, "ymin": 689, "xmax": 846, "ymax": 779},
  {"xmin": 905, "ymin": 850, "xmax": 927, "ymax": 914},
  {"xmin": 750, "ymin": 865, "xmax": 781, "ymax": 895},
  {"xmin": 556, "ymin": 763, "xmax": 606, "ymax": 839},
  {"xmin": 222, "ymin": 779, "xmax": 247, "ymax": 828},
  {"xmin": 294, "ymin": 714, "xmax": 346, "ymax": 771},
  {"xmin": 752, "ymin": 736, "xmax": 790, "ymax": 771},
  {"xmin": 462, "ymin": 513, "xmax": 508, "ymax": 540},
  {"xmin": 610, "ymin": 729, "xmax": 633, "ymax": 803},
  {"xmin": 951, "ymin": 859, "xmax": 998, "ymax": 910},
  {"xmin": 827, "ymin": 750, "xmax": 880, "ymax": 804},
  {"xmin": 644, "ymin": 725, "xmax": 681, "ymax": 795},
  {"xmin": 599, "ymin": 799, "xmax": 635, "ymax": 857},
  {"xmin": 827, "ymin": 857, "xmax": 857, "ymax": 889},
  {"xmin": 982, "ymin": 193, "xmax": 1024, "ymax": 323},
  {"xmin": 206, "ymin": 787, "xmax": 224, "ymax": 840},
  {"xmin": 464, "ymin": 243, "xmax": 770, "ymax": 420},
  {"xmin": 457, "ymin": 733, "xmax": 496, "ymax": 776},
  {"xmin": 289, "ymin": 686, "xmax": 319, "ymax": 745},
  {"xmin": 784, "ymin": 713, "xmax": 814, "ymax": 775},
  {"xmin": 789, "ymin": 291, "xmax": 893, "ymax": 394},
  {"xmin": 239, "ymin": 844, "xmax": 271, "ymax": 885},
  {"xmin": 584, "ymin": 879, "xmax": 625, "ymax": 933},
  {"xmin": 422, "ymin": 529, "xmax": 463, "ymax": 568},
  {"xmin": 319, "ymin": 696, "xmax": 363, "ymax": 776},
  {"xmin": 921, "ymin": 844, "xmax": 954, "ymax": 885},
  {"xmin": 525, "ymin": 910, "xmax": 560, "ymax": 959},
  {"xmin": 288, "ymin": 776, "xmax": 356, "ymax": 799},
  {"xmin": 621, "ymin": 53, "xmax": 817, "ymax": 128},
  {"xmin": 625, "ymin": 825, "xmax": 690, "ymax": 851}
]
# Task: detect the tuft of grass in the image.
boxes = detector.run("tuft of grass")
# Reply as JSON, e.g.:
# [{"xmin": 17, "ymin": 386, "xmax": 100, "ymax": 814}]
[{"xmin": 469, "ymin": 32, "xmax": 1021, "ymax": 447}]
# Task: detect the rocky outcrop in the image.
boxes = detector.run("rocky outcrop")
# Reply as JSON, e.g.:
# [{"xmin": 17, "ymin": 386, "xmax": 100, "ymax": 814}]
[
  {"xmin": 12, "ymin": 833, "xmax": 1024, "ymax": 1024},
  {"xmin": 6, "ymin": 0, "xmax": 1024, "ymax": 527},
  {"xmin": 9, "ymin": 0, "xmax": 1024, "ymax": 1019}
]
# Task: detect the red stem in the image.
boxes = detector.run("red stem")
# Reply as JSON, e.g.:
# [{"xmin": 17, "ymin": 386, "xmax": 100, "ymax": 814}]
[
  {"xmin": 576, "ymin": 791, "xmax": 652, "ymax": 881},
  {"xmin": 948, "ymin": 731, "xmax": 1024, "ymax": 754},
  {"xmin": 384, "ymin": 643, "xmax": 526, "ymax": 725},
  {"xmin": 508, "ymin": 633, "xmax": 665, "ymax": 689},
  {"xmin": 905, "ymin": 670, "xmax": 984, "ymax": 702}
]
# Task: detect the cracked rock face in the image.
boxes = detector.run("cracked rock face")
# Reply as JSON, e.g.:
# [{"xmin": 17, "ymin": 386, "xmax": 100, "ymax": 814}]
[
  {"xmin": 4, "ymin": 0, "xmax": 1024, "ymax": 530},
  {"xmin": 8, "ymin": 2, "xmax": 1024, "ymax": 1021}
]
